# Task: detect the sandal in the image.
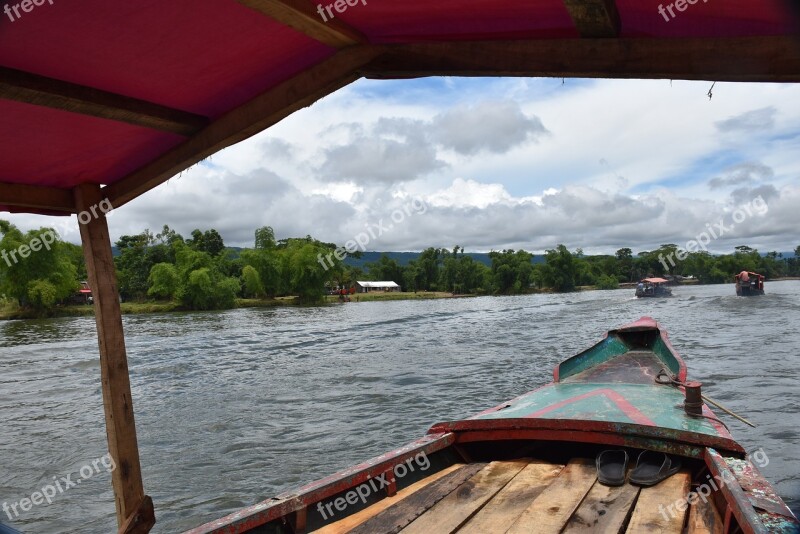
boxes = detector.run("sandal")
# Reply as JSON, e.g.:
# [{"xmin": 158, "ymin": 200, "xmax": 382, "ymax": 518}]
[
  {"xmin": 629, "ymin": 450, "xmax": 682, "ymax": 487},
  {"xmin": 596, "ymin": 449, "xmax": 629, "ymax": 486}
]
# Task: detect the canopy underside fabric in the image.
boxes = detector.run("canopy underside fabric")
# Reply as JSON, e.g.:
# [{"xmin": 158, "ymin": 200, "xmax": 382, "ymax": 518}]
[{"xmin": 0, "ymin": 0, "xmax": 798, "ymax": 214}]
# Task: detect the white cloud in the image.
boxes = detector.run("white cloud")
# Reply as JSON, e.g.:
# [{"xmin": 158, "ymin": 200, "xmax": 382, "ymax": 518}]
[{"xmin": 4, "ymin": 78, "xmax": 800, "ymax": 255}]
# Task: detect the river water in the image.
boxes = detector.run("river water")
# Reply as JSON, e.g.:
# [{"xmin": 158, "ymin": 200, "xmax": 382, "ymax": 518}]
[{"xmin": 1, "ymin": 281, "xmax": 798, "ymax": 533}]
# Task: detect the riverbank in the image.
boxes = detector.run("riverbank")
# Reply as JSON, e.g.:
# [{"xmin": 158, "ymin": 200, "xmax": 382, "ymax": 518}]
[
  {"xmin": 3, "ymin": 279, "xmax": 798, "ymax": 320},
  {"xmin": 0, "ymin": 292, "xmax": 467, "ymax": 320},
  {"xmin": 325, "ymin": 291, "xmax": 471, "ymax": 303}
]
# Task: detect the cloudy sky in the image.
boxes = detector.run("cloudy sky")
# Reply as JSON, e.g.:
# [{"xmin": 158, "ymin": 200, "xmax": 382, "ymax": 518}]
[{"xmin": 7, "ymin": 77, "xmax": 800, "ymax": 255}]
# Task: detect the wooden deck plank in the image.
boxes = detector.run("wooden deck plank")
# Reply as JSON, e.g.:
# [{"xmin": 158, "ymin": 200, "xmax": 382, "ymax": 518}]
[
  {"xmin": 314, "ymin": 464, "xmax": 465, "ymax": 534},
  {"xmin": 399, "ymin": 460, "xmax": 530, "ymax": 534},
  {"xmin": 505, "ymin": 458, "xmax": 597, "ymax": 534},
  {"xmin": 346, "ymin": 462, "xmax": 487, "ymax": 534},
  {"xmin": 562, "ymin": 481, "xmax": 640, "ymax": 533},
  {"xmin": 687, "ymin": 494, "xmax": 724, "ymax": 534},
  {"xmin": 458, "ymin": 460, "xmax": 565, "ymax": 533},
  {"xmin": 626, "ymin": 470, "xmax": 692, "ymax": 533}
]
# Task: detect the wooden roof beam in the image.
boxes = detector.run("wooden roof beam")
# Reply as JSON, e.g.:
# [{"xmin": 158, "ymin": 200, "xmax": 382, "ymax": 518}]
[
  {"xmin": 0, "ymin": 67, "xmax": 208, "ymax": 136},
  {"xmin": 0, "ymin": 181, "xmax": 75, "ymax": 213},
  {"xmin": 563, "ymin": 0, "xmax": 620, "ymax": 38},
  {"xmin": 104, "ymin": 45, "xmax": 382, "ymax": 208},
  {"xmin": 362, "ymin": 37, "xmax": 800, "ymax": 82},
  {"xmin": 237, "ymin": 0, "xmax": 367, "ymax": 48}
]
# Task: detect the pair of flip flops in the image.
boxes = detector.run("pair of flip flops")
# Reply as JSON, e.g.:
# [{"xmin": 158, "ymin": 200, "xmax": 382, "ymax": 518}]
[{"xmin": 596, "ymin": 450, "xmax": 682, "ymax": 487}]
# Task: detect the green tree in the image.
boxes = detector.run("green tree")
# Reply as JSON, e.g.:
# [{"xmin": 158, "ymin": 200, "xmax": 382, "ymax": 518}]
[
  {"xmin": 366, "ymin": 255, "xmax": 404, "ymax": 286},
  {"xmin": 759, "ymin": 251, "xmax": 785, "ymax": 279},
  {"xmin": 615, "ymin": 248, "xmax": 633, "ymax": 281},
  {"xmin": 241, "ymin": 265, "xmax": 264, "ymax": 298},
  {"xmin": 403, "ymin": 260, "xmax": 425, "ymax": 292},
  {"xmin": 488, "ymin": 249, "xmax": 534, "ymax": 293},
  {"xmin": 279, "ymin": 241, "xmax": 332, "ymax": 302},
  {"xmin": 595, "ymin": 274, "xmax": 619, "ymax": 290},
  {"xmin": 417, "ymin": 247, "xmax": 444, "ymax": 291},
  {"xmin": 26, "ymin": 280, "xmax": 58, "ymax": 310},
  {"xmin": 182, "ymin": 268, "xmax": 214, "ymax": 310},
  {"xmin": 202, "ymin": 229, "xmax": 226, "ymax": 257},
  {"xmin": 240, "ymin": 249, "xmax": 281, "ymax": 297},
  {"xmin": 173, "ymin": 242, "xmax": 240, "ymax": 310},
  {"xmin": 255, "ymin": 226, "xmax": 276, "ymax": 251},
  {"xmin": 0, "ymin": 222, "xmax": 77, "ymax": 310},
  {"xmin": 682, "ymin": 251, "xmax": 716, "ymax": 282},
  {"xmin": 187, "ymin": 228, "xmax": 226, "ymax": 256},
  {"xmin": 115, "ymin": 232, "xmax": 150, "ymax": 299},
  {"xmin": 63, "ymin": 242, "xmax": 87, "ymax": 281},
  {"xmin": 147, "ymin": 263, "xmax": 179, "ymax": 299},
  {"xmin": 541, "ymin": 244, "xmax": 576, "ymax": 292},
  {"xmin": 787, "ymin": 246, "xmax": 800, "ymax": 276}
]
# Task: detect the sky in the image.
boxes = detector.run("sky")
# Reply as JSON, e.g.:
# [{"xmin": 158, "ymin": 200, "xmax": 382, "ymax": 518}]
[{"xmin": 5, "ymin": 76, "xmax": 800, "ymax": 255}]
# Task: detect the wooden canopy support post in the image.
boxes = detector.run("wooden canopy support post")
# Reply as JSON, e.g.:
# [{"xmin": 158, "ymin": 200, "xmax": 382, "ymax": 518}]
[
  {"xmin": 105, "ymin": 46, "xmax": 381, "ymax": 208},
  {"xmin": 237, "ymin": 0, "xmax": 367, "ymax": 48},
  {"xmin": 362, "ymin": 36, "xmax": 800, "ymax": 82},
  {"xmin": 0, "ymin": 67, "xmax": 208, "ymax": 136},
  {"xmin": 73, "ymin": 183, "xmax": 154, "ymax": 534}
]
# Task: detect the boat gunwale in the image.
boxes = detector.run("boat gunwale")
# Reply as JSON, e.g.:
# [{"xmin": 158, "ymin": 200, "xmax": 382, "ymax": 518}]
[
  {"xmin": 428, "ymin": 417, "xmax": 746, "ymax": 457},
  {"xmin": 183, "ymin": 432, "xmax": 456, "ymax": 534}
]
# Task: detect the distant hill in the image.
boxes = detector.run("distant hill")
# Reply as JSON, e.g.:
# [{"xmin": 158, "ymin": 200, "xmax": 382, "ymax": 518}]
[
  {"xmin": 114, "ymin": 246, "xmax": 794, "ymax": 263},
  {"xmin": 343, "ymin": 251, "xmax": 545, "ymax": 269}
]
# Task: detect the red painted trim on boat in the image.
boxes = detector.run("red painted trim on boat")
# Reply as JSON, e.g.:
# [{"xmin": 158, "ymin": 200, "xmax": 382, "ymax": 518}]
[
  {"xmin": 428, "ymin": 418, "xmax": 746, "ymax": 456},
  {"xmin": 184, "ymin": 432, "xmax": 455, "ymax": 534},
  {"xmin": 523, "ymin": 388, "xmax": 656, "ymax": 426},
  {"xmin": 705, "ymin": 448, "xmax": 767, "ymax": 534},
  {"xmin": 452, "ymin": 429, "xmax": 710, "ymax": 458}
]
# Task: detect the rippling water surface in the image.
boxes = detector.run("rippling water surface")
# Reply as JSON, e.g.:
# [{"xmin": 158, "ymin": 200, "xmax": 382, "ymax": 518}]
[{"xmin": 1, "ymin": 282, "xmax": 799, "ymax": 532}]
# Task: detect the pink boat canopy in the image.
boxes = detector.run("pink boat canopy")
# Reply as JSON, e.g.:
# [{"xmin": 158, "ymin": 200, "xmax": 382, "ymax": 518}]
[{"xmin": 1, "ymin": 0, "xmax": 799, "ymax": 215}]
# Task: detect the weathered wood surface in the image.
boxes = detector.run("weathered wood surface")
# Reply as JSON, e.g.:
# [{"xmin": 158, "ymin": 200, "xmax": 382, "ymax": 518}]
[
  {"xmin": 687, "ymin": 493, "xmax": 724, "ymax": 534},
  {"xmin": 347, "ymin": 463, "xmax": 487, "ymax": 534},
  {"xmin": 459, "ymin": 460, "xmax": 564, "ymax": 534},
  {"xmin": 626, "ymin": 470, "xmax": 692, "ymax": 533},
  {"xmin": 399, "ymin": 460, "xmax": 528, "ymax": 534},
  {"xmin": 75, "ymin": 184, "xmax": 151, "ymax": 532},
  {"xmin": 316, "ymin": 464, "xmax": 464, "ymax": 534},
  {"xmin": 505, "ymin": 458, "xmax": 597, "ymax": 534},
  {"xmin": 562, "ymin": 479, "xmax": 640, "ymax": 533}
]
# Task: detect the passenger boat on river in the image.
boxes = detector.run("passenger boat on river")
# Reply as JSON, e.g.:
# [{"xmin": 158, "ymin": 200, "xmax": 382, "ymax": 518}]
[
  {"xmin": 635, "ymin": 278, "xmax": 673, "ymax": 298},
  {"xmin": 735, "ymin": 271, "xmax": 765, "ymax": 296},
  {"xmin": 188, "ymin": 317, "xmax": 799, "ymax": 534}
]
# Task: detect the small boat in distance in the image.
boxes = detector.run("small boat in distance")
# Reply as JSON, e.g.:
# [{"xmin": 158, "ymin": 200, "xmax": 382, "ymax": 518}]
[
  {"xmin": 735, "ymin": 271, "xmax": 765, "ymax": 296},
  {"xmin": 635, "ymin": 277, "xmax": 673, "ymax": 298},
  {"xmin": 188, "ymin": 318, "xmax": 800, "ymax": 534}
]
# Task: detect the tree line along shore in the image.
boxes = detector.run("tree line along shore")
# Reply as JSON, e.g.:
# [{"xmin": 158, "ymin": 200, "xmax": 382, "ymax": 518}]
[{"xmin": 2, "ymin": 221, "xmax": 799, "ymax": 319}]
